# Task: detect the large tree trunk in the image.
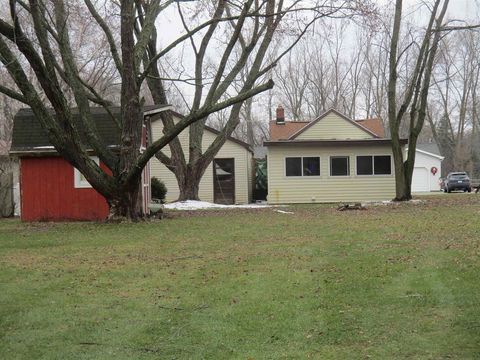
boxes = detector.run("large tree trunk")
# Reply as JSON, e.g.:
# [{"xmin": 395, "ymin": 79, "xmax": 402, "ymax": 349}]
[
  {"xmin": 108, "ymin": 180, "xmax": 143, "ymax": 220},
  {"xmin": 177, "ymin": 174, "xmax": 202, "ymax": 201},
  {"xmin": 388, "ymin": 0, "xmax": 448, "ymax": 201},
  {"xmin": 175, "ymin": 158, "xmax": 211, "ymax": 201}
]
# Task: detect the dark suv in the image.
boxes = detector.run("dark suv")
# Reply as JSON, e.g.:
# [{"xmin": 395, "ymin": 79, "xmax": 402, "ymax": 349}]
[{"xmin": 444, "ymin": 172, "xmax": 472, "ymax": 193}]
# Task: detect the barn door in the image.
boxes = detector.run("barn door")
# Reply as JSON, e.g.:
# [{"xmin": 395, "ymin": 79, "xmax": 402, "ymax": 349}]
[{"xmin": 213, "ymin": 158, "xmax": 235, "ymax": 204}]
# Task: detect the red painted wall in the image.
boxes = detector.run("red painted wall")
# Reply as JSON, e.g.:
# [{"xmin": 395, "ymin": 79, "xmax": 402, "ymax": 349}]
[{"xmin": 20, "ymin": 157, "xmax": 110, "ymax": 221}]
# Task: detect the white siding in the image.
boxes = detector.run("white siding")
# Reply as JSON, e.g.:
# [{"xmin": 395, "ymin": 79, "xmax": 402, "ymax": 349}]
[
  {"xmin": 410, "ymin": 150, "xmax": 443, "ymax": 192},
  {"xmin": 267, "ymin": 145, "xmax": 397, "ymax": 203},
  {"xmin": 150, "ymin": 117, "xmax": 252, "ymax": 204}
]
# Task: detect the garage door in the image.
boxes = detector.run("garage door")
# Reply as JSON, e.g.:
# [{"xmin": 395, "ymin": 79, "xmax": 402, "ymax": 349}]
[{"xmin": 412, "ymin": 167, "xmax": 429, "ymax": 192}]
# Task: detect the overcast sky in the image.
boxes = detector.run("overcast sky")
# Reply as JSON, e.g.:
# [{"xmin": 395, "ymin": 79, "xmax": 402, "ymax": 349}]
[
  {"xmin": 156, "ymin": 0, "xmax": 480, "ymax": 48},
  {"xmin": 154, "ymin": 0, "xmax": 480, "ymax": 108}
]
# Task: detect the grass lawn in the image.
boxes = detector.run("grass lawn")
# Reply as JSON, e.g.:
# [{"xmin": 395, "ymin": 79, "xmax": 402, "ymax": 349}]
[{"xmin": 1, "ymin": 194, "xmax": 479, "ymax": 359}]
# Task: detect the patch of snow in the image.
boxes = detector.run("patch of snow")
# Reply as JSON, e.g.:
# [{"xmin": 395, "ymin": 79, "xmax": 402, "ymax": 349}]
[
  {"xmin": 367, "ymin": 198, "xmax": 426, "ymax": 207},
  {"xmin": 274, "ymin": 210, "xmax": 295, "ymax": 214},
  {"xmin": 163, "ymin": 200, "xmax": 273, "ymax": 211},
  {"xmin": 410, "ymin": 199, "xmax": 426, "ymax": 204}
]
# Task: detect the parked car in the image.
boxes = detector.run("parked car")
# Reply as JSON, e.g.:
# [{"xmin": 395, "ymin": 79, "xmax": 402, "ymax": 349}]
[{"xmin": 444, "ymin": 172, "xmax": 472, "ymax": 193}]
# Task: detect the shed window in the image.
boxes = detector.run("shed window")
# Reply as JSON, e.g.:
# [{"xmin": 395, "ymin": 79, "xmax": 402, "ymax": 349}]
[
  {"xmin": 330, "ymin": 156, "xmax": 349, "ymax": 176},
  {"xmin": 74, "ymin": 156, "xmax": 99, "ymax": 188},
  {"xmin": 286, "ymin": 157, "xmax": 302, "ymax": 176},
  {"xmin": 356, "ymin": 155, "xmax": 391, "ymax": 175}
]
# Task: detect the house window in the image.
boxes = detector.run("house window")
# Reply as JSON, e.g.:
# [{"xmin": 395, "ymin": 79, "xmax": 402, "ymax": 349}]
[
  {"xmin": 356, "ymin": 155, "xmax": 391, "ymax": 175},
  {"xmin": 285, "ymin": 157, "xmax": 320, "ymax": 177},
  {"xmin": 330, "ymin": 156, "xmax": 349, "ymax": 176},
  {"xmin": 303, "ymin": 157, "xmax": 320, "ymax": 176},
  {"xmin": 286, "ymin": 157, "xmax": 302, "ymax": 176},
  {"xmin": 357, "ymin": 156, "xmax": 373, "ymax": 175},
  {"xmin": 74, "ymin": 156, "xmax": 99, "ymax": 188},
  {"xmin": 374, "ymin": 156, "xmax": 391, "ymax": 175}
]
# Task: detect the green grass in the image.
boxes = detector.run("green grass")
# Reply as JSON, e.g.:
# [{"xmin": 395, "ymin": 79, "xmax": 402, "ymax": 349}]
[{"xmin": 1, "ymin": 194, "xmax": 480, "ymax": 359}]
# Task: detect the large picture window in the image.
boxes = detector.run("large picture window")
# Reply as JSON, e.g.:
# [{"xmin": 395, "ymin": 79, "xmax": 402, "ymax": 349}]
[
  {"xmin": 356, "ymin": 155, "xmax": 391, "ymax": 175},
  {"xmin": 330, "ymin": 156, "xmax": 349, "ymax": 176},
  {"xmin": 285, "ymin": 157, "xmax": 320, "ymax": 177}
]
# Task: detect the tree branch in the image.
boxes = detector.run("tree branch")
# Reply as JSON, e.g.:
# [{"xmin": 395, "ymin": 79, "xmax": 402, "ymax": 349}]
[
  {"xmin": 84, "ymin": 0, "xmax": 123, "ymax": 73},
  {"xmin": 127, "ymin": 79, "xmax": 274, "ymax": 183}
]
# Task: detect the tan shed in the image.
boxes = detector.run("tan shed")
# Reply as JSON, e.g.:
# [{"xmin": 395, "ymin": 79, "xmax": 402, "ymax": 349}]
[{"xmin": 150, "ymin": 113, "xmax": 253, "ymax": 204}]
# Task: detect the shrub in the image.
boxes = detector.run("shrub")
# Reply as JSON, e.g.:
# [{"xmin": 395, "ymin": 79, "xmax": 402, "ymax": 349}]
[{"xmin": 151, "ymin": 177, "xmax": 167, "ymax": 201}]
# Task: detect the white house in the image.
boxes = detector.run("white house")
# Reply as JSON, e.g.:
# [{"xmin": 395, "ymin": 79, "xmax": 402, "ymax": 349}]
[{"xmin": 409, "ymin": 144, "xmax": 444, "ymax": 192}]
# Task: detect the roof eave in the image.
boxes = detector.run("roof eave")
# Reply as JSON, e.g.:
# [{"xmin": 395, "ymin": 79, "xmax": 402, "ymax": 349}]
[
  {"xmin": 143, "ymin": 104, "xmax": 174, "ymax": 116},
  {"xmin": 10, "ymin": 145, "xmax": 121, "ymax": 156},
  {"xmin": 264, "ymin": 138, "xmax": 408, "ymax": 147},
  {"xmin": 149, "ymin": 111, "xmax": 253, "ymax": 153},
  {"xmin": 407, "ymin": 147, "xmax": 445, "ymax": 160}
]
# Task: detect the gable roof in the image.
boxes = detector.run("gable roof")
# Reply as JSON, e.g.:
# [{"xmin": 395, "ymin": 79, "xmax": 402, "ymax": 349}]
[
  {"xmin": 269, "ymin": 120, "xmax": 311, "ymax": 141},
  {"xmin": 268, "ymin": 112, "xmax": 385, "ymax": 141},
  {"xmin": 354, "ymin": 118, "xmax": 385, "ymax": 138},
  {"xmin": 288, "ymin": 109, "xmax": 379, "ymax": 140},
  {"xmin": 10, "ymin": 105, "xmax": 171, "ymax": 154},
  {"xmin": 406, "ymin": 147, "xmax": 444, "ymax": 160},
  {"xmin": 151, "ymin": 110, "xmax": 253, "ymax": 153},
  {"xmin": 416, "ymin": 142, "xmax": 441, "ymax": 156}
]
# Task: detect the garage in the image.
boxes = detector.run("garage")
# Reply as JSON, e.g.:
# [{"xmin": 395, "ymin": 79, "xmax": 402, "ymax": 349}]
[
  {"xmin": 408, "ymin": 146, "xmax": 444, "ymax": 192},
  {"xmin": 412, "ymin": 167, "xmax": 429, "ymax": 192}
]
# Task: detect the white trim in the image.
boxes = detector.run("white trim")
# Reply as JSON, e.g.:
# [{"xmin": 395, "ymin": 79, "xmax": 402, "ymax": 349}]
[
  {"xmin": 143, "ymin": 105, "xmax": 174, "ymax": 116},
  {"xmin": 355, "ymin": 155, "xmax": 393, "ymax": 176},
  {"xmin": 284, "ymin": 156, "xmax": 321, "ymax": 177},
  {"xmin": 329, "ymin": 155, "xmax": 350, "ymax": 177},
  {"xmin": 74, "ymin": 156, "xmax": 99, "ymax": 188},
  {"xmin": 407, "ymin": 147, "xmax": 445, "ymax": 160}
]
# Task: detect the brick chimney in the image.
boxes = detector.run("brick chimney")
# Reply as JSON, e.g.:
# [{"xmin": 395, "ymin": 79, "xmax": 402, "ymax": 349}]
[{"xmin": 276, "ymin": 105, "xmax": 285, "ymax": 125}]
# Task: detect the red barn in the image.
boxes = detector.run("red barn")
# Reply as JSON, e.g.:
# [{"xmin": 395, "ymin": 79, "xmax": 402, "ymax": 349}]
[{"xmin": 10, "ymin": 105, "xmax": 170, "ymax": 221}]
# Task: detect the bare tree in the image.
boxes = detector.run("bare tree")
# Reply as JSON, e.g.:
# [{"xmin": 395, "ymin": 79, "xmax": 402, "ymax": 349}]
[
  {"xmin": 148, "ymin": 0, "xmax": 370, "ymax": 201},
  {"xmin": 387, "ymin": 0, "xmax": 449, "ymax": 200},
  {"xmin": 0, "ymin": 0, "xmax": 287, "ymax": 219}
]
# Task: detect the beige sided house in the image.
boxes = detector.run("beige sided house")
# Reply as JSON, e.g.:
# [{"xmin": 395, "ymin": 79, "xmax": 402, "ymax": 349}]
[
  {"xmin": 264, "ymin": 107, "xmax": 407, "ymax": 204},
  {"xmin": 150, "ymin": 112, "xmax": 253, "ymax": 204}
]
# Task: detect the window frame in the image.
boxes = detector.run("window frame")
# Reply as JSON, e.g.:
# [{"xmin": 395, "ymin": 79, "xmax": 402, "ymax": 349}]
[
  {"xmin": 284, "ymin": 156, "xmax": 321, "ymax": 177},
  {"xmin": 74, "ymin": 156, "xmax": 99, "ymax": 188},
  {"xmin": 355, "ymin": 155, "xmax": 392, "ymax": 176},
  {"xmin": 329, "ymin": 156, "xmax": 350, "ymax": 177}
]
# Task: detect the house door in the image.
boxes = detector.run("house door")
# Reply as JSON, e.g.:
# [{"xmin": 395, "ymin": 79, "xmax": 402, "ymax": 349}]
[{"xmin": 214, "ymin": 158, "xmax": 235, "ymax": 204}]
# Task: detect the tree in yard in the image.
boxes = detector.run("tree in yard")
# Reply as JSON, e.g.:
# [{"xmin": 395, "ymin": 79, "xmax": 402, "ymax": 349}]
[
  {"xmin": 387, "ymin": 0, "xmax": 449, "ymax": 200},
  {"xmin": 428, "ymin": 30, "xmax": 480, "ymax": 177},
  {"xmin": 0, "ymin": 0, "xmax": 285, "ymax": 219},
  {"xmin": 147, "ymin": 0, "xmax": 374, "ymax": 201}
]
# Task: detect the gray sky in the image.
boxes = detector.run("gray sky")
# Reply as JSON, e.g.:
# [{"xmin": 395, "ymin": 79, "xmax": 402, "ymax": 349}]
[{"xmin": 154, "ymin": 0, "xmax": 480, "ymax": 108}]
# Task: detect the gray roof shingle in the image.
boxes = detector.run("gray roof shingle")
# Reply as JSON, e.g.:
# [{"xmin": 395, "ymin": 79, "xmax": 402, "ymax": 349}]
[
  {"xmin": 10, "ymin": 105, "xmax": 161, "ymax": 153},
  {"xmin": 416, "ymin": 142, "xmax": 441, "ymax": 156}
]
